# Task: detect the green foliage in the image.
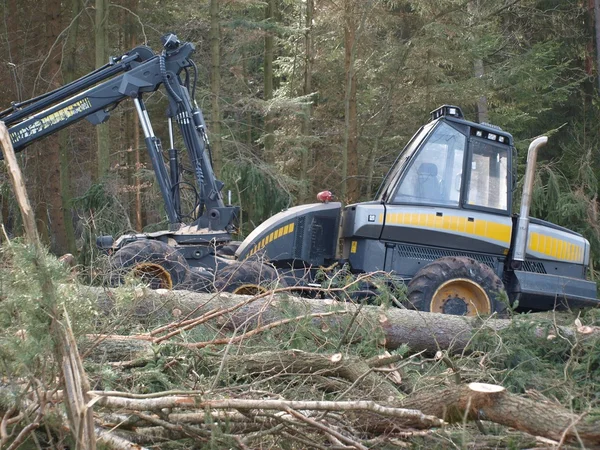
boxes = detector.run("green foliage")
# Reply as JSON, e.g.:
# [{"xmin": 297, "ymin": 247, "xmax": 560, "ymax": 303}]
[
  {"xmin": 220, "ymin": 158, "xmax": 294, "ymax": 235},
  {"xmin": 72, "ymin": 180, "xmax": 134, "ymax": 277},
  {"xmin": 0, "ymin": 244, "xmax": 90, "ymax": 376},
  {"xmin": 527, "ymin": 142, "xmax": 600, "ymax": 267},
  {"xmin": 468, "ymin": 313, "xmax": 600, "ymax": 408}
]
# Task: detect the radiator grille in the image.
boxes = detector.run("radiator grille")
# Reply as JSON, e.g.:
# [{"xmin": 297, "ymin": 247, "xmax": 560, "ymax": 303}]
[
  {"xmin": 521, "ymin": 260, "xmax": 547, "ymax": 274},
  {"xmin": 394, "ymin": 244, "xmax": 496, "ymax": 269},
  {"xmin": 393, "ymin": 244, "xmax": 547, "ymax": 274}
]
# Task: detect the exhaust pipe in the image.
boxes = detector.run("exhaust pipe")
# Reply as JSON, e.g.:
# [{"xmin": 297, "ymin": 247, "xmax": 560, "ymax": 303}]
[{"xmin": 512, "ymin": 136, "xmax": 548, "ymax": 266}]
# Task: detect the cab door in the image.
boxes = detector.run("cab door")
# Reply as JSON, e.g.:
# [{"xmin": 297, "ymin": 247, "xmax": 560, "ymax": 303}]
[{"xmin": 381, "ymin": 120, "xmax": 513, "ymax": 276}]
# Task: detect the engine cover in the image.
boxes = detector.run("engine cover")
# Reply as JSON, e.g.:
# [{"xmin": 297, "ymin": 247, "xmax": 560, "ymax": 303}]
[{"xmin": 236, "ymin": 202, "xmax": 342, "ymax": 266}]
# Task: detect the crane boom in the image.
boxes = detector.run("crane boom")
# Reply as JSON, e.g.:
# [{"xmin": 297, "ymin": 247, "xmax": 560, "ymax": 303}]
[{"xmin": 0, "ymin": 34, "xmax": 236, "ymax": 234}]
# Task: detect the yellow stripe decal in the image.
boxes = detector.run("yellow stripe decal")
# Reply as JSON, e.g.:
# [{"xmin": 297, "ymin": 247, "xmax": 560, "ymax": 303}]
[
  {"xmin": 385, "ymin": 212, "xmax": 511, "ymax": 244},
  {"xmin": 247, "ymin": 222, "xmax": 297, "ymax": 257},
  {"xmin": 384, "ymin": 212, "xmax": 582, "ymax": 263},
  {"xmin": 528, "ymin": 232, "xmax": 583, "ymax": 262}
]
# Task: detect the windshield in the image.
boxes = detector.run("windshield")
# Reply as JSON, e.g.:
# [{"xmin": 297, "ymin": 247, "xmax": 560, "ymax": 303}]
[
  {"xmin": 377, "ymin": 122, "xmax": 435, "ymax": 202},
  {"xmin": 392, "ymin": 122, "xmax": 466, "ymax": 206}
]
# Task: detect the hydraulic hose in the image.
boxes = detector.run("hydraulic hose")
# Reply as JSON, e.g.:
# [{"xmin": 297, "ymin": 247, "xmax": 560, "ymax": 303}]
[{"xmin": 160, "ymin": 54, "xmax": 182, "ymax": 104}]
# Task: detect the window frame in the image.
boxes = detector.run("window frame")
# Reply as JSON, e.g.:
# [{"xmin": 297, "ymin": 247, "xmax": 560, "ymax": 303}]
[
  {"xmin": 377, "ymin": 121, "xmax": 436, "ymax": 203},
  {"xmin": 387, "ymin": 120, "xmax": 467, "ymax": 209},
  {"xmin": 461, "ymin": 136, "xmax": 513, "ymax": 216}
]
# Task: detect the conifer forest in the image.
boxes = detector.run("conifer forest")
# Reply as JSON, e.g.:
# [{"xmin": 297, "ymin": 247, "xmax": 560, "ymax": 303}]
[{"xmin": 1, "ymin": 0, "xmax": 600, "ymax": 449}]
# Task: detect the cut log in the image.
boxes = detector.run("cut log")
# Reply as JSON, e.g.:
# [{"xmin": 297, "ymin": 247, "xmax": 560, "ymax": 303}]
[
  {"xmin": 86, "ymin": 286, "xmax": 509, "ymax": 354},
  {"xmin": 83, "ymin": 286, "xmax": 593, "ymax": 355},
  {"xmin": 402, "ymin": 383, "xmax": 600, "ymax": 446}
]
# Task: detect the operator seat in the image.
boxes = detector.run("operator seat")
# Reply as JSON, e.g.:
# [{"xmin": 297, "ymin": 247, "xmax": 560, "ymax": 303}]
[{"xmin": 416, "ymin": 162, "xmax": 442, "ymax": 202}]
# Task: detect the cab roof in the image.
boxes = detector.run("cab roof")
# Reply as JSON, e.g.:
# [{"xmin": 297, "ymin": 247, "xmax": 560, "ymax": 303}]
[{"xmin": 430, "ymin": 105, "xmax": 514, "ymax": 146}]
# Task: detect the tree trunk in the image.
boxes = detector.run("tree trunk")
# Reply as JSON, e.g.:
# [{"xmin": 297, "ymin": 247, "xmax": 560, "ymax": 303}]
[
  {"xmin": 263, "ymin": 0, "xmax": 276, "ymax": 160},
  {"xmin": 84, "ymin": 287, "xmax": 590, "ymax": 355},
  {"xmin": 44, "ymin": 0, "xmax": 69, "ymax": 254},
  {"xmin": 343, "ymin": 0, "xmax": 359, "ymax": 203},
  {"xmin": 95, "ymin": 0, "xmax": 110, "ymax": 180},
  {"xmin": 223, "ymin": 350, "xmax": 401, "ymax": 402},
  {"xmin": 124, "ymin": 0, "xmax": 140, "ymax": 230},
  {"xmin": 0, "ymin": 124, "xmax": 39, "ymax": 245},
  {"xmin": 210, "ymin": 0, "xmax": 223, "ymax": 174},
  {"xmin": 2, "ymin": 0, "xmax": 20, "ymax": 235},
  {"xmin": 595, "ymin": 0, "xmax": 600, "ymax": 92},
  {"xmin": 474, "ymin": 59, "xmax": 489, "ymax": 123},
  {"xmin": 300, "ymin": 0, "xmax": 314, "ymax": 204},
  {"xmin": 58, "ymin": 0, "xmax": 81, "ymax": 255},
  {"xmin": 403, "ymin": 383, "xmax": 600, "ymax": 447}
]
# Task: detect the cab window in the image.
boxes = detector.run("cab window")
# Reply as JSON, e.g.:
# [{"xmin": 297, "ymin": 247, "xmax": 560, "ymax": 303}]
[
  {"xmin": 466, "ymin": 139, "xmax": 509, "ymax": 211},
  {"xmin": 392, "ymin": 122, "xmax": 466, "ymax": 206}
]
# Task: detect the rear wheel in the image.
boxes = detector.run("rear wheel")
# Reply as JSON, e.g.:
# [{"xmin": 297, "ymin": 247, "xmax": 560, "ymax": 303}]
[
  {"xmin": 110, "ymin": 240, "xmax": 190, "ymax": 289},
  {"xmin": 407, "ymin": 256, "xmax": 507, "ymax": 316},
  {"xmin": 214, "ymin": 261, "xmax": 284, "ymax": 295}
]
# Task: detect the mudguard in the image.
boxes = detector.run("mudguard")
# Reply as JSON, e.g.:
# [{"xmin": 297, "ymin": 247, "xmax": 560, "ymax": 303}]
[{"xmin": 236, "ymin": 202, "xmax": 342, "ymax": 266}]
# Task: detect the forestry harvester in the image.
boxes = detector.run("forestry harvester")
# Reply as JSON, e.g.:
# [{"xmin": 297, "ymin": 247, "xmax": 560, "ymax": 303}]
[{"xmin": 1, "ymin": 36, "xmax": 597, "ymax": 315}]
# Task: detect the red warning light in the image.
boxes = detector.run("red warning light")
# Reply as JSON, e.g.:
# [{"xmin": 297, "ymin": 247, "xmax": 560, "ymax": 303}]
[{"xmin": 317, "ymin": 190, "xmax": 334, "ymax": 203}]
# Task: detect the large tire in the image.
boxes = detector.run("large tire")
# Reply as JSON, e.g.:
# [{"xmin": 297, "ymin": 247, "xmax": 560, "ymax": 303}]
[
  {"xmin": 407, "ymin": 256, "xmax": 507, "ymax": 316},
  {"xmin": 214, "ymin": 260, "xmax": 284, "ymax": 295},
  {"xmin": 109, "ymin": 240, "xmax": 190, "ymax": 289}
]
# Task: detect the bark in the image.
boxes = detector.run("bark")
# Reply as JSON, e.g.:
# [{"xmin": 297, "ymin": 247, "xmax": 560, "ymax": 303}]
[
  {"xmin": 210, "ymin": 0, "xmax": 223, "ymax": 174},
  {"xmin": 474, "ymin": 58, "xmax": 489, "ymax": 123},
  {"xmin": 0, "ymin": 124, "xmax": 96, "ymax": 448},
  {"xmin": 0, "ymin": 123, "xmax": 39, "ymax": 245},
  {"xmin": 343, "ymin": 0, "xmax": 359, "ymax": 203},
  {"xmin": 94, "ymin": 395, "xmax": 442, "ymax": 430},
  {"xmin": 595, "ymin": 0, "xmax": 600, "ymax": 92},
  {"xmin": 134, "ymin": 111, "xmax": 143, "ymax": 230},
  {"xmin": 85, "ymin": 286, "xmax": 599, "ymax": 355},
  {"xmin": 300, "ymin": 0, "xmax": 314, "ymax": 204},
  {"xmin": 469, "ymin": 2, "xmax": 489, "ymax": 124},
  {"xmin": 88, "ymin": 287, "xmax": 512, "ymax": 354},
  {"xmin": 403, "ymin": 383, "xmax": 600, "ymax": 447},
  {"xmin": 124, "ymin": 0, "xmax": 141, "ymax": 231},
  {"xmin": 58, "ymin": 0, "xmax": 81, "ymax": 255},
  {"xmin": 95, "ymin": 0, "xmax": 110, "ymax": 180},
  {"xmin": 1, "ymin": 0, "xmax": 19, "ymax": 235},
  {"xmin": 263, "ymin": 0, "xmax": 276, "ymax": 161},
  {"xmin": 81, "ymin": 335, "xmax": 154, "ymax": 363},
  {"xmin": 44, "ymin": 0, "xmax": 69, "ymax": 254}
]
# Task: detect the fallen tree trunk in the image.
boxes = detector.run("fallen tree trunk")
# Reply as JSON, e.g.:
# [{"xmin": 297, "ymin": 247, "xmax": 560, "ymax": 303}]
[
  {"xmin": 402, "ymin": 382, "xmax": 600, "ymax": 447},
  {"xmin": 221, "ymin": 349, "xmax": 403, "ymax": 402},
  {"xmin": 84, "ymin": 286, "xmax": 591, "ymax": 354}
]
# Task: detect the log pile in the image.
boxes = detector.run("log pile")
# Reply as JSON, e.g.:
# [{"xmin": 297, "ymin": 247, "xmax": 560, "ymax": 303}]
[{"xmin": 1, "ymin": 285, "xmax": 598, "ymax": 449}]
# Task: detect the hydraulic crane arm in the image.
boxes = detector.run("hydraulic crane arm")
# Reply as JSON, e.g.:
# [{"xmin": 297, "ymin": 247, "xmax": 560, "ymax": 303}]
[{"xmin": 0, "ymin": 34, "xmax": 235, "ymax": 232}]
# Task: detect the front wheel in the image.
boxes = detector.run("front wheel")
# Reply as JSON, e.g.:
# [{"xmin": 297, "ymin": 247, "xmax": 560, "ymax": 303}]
[
  {"xmin": 214, "ymin": 260, "xmax": 284, "ymax": 295},
  {"xmin": 109, "ymin": 240, "xmax": 190, "ymax": 289},
  {"xmin": 406, "ymin": 256, "xmax": 507, "ymax": 316}
]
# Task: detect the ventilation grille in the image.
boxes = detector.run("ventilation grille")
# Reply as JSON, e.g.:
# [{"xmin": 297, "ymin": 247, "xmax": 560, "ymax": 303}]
[
  {"xmin": 394, "ymin": 244, "xmax": 496, "ymax": 269},
  {"xmin": 309, "ymin": 217, "xmax": 337, "ymax": 261},
  {"xmin": 293, "ymin": 216, "xmax": 306, "ymax": 257},
  {"xmin": 521, "ymin": 260, "xmax": 547, "ymax": 274}
]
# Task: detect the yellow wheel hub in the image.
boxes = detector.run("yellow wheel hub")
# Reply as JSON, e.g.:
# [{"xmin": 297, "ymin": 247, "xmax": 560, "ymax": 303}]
[
  {"xmin": 430, "ymin": 278, "xmax": 491, "ymax": 316},
  {"xmin": 232, "ymin": 284, "xmax": 268, "ymax": 295},
  {"xmin": 133, "ymin": 263, "xmax": 173, "ymax": 289}
]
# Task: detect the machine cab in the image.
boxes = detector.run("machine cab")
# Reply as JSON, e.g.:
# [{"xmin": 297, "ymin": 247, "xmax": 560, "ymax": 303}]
[
  {"xmin": 378, "ymin": 105, "xmax": 513, "ymax": 215},
  {"xmin": 341, "ymin": 105, "xmax": 515, "ymax": 275}
]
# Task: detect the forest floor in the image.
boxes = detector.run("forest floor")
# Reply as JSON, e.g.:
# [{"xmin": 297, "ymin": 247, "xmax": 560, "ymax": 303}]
[{"xmin": 1, "ymin": 243, "xmax": 600, "ymax": 449}]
